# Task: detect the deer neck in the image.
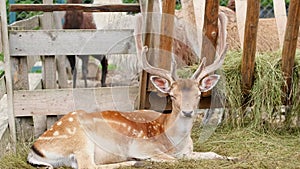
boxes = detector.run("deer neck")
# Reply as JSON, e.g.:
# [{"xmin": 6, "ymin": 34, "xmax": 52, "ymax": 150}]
[{"xmin": 163, "ymin": 107, "xmax": 194, "ymax": 148}]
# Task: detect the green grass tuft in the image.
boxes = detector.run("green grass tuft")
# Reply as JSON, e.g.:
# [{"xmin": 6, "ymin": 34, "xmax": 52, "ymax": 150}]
[{"xmin": 177, "ymin": 50, "xmax": 300, "ymax": 129}]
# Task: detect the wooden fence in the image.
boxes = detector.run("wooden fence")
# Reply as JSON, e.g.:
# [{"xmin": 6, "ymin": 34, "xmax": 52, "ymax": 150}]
[
  {"xmin": 0, "ymin": 0, "xmax": 299, "ymax": 152},
  {"xmin": 0, "ymin": 1, "xmax": 141, "ymax": 150}
]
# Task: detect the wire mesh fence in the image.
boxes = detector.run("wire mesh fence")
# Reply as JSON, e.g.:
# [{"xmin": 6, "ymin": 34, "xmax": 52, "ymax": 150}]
[{"xmin": 6, "ymin": 0, "xmax": 291, "ymax": 24}]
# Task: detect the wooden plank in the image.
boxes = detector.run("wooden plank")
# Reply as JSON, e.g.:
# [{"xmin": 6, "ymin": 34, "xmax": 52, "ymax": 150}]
[
  {"xmin": 8, "ymin": 15, "xmax": 40, "ymax": 30},
  {"xmin": 139, "ymin": 0, "xmax": 153, "ymax": 109},
  {"xmin": 9, "ymin": 29, "xmax": 135, "ymax": 56},
  {"xmin": 193, "ymin": 0, "xmax": 206, "ymax": 55},
  {"xmin": 14, "ymin": 86, "xmax": 139, "ymax": 117},
  {"xmin": 235, "ymin": 0, "xmax": 247, "ymax": 47},
  {"xmin": 10, "ymin": 4, "xmax": 141, "ymax": 13},
  {"xmin": 12, "ymin": 56, "xmax": 29, "ymax": 90},
  {"xmin": 273, "ymin": 0, "xmax": 287, "ymax": 48},
  {"xmin": 202, "ymin": 0, "xmax": 219, "ymax": 66},
  {"xmin": 0, "ymin": 76, "xmax": 6, "ymax": 98},
  {"xmin": 241, "ymin": 0, "xmax": 260, "ymax": 94},
  {"xmin": 0, "ymin": 0, "xmax": 16, "ymax": 150},
  {"xmin": 281, "ymin": 0, "xmax": 300, "ymax": 104},
  {"xmin": 41, "ymin": 0, "xmax": 58, "ymax": 130},
  {"xmin": 11, "ymin": 55, "xmax": 34, "ymax": 142},
  {"xmin": 0, "ymin": 18, "xmax": 2, "ymax": 53},
  {"xmin": 0, "ymin": 128, "xmax": 10, "ymax": 158},
  {"xmin": 158, "ymin": 0, "xmax": 176, "ymax": 70}
]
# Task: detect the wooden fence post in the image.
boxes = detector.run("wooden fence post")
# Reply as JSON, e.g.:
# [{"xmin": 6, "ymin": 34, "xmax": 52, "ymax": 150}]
[
  {"xmin": 273, "ymin": 0, "xmax": 287, "ymax": 48},
  {"xmin": 0, "ymin": 0, "xmax": 16, "ymax": 151},
  {"xmin": 41, "ymin": 0, "xmax": 58, "ymax": 130},
  {"xmin": 281, "ymin": 0, "xmax": 300, "ymax": 105},
  {"xmin": 158, "ymin": 0, "xmax": 176, "ymax": 70},
  {"xmin": 139, "ymin": 0, "xmax": 154, "ymax": 109},
  {"xmin": 241, "ymin": 0, "xmax": 260, "ymax": 95},
  {"xmin": 202, "ymin": 0, "xmax": 219, "ymax": 66},
  {"xmin": 139, "ymin": 0, "xmax": 176, "ymax": 111},
  {"xmin": 201, "ymin": 0, "xmax": 219, "ymax": 100}
]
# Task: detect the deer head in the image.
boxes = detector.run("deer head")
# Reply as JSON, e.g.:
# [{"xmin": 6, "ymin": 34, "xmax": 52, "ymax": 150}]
[{"xmin": 136, "ymin": 13, "xmax": 228, "ymax": 118}]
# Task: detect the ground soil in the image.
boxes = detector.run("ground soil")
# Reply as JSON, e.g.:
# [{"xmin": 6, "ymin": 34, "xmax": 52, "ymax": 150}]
[{"xmin": 222, "ymin": 7, "xmax": 300, "ymax": 52}]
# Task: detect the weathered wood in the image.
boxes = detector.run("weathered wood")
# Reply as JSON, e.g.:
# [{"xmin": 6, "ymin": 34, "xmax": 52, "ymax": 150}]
[
  {"xmin": 0, "ymin": 128, "xmax": 11, "ymax": 158},
  {"xmin": 139, "ymin": 0, "xmax": 154, "ymax": 109},
  {"xmin": 235, "ymin": 0, "xmax": 247, "ymax": 47},
  {"xmin": 158, "ymin": 0, "xmax": 176, "ymax": 70},
  {"xmin": 0, "ymin": 18, "xmax": 2, "ymax": 53},
  {"xmin": 273, "ymin": 0, "xmax": 287, "ymax": 48},
  {"xmin": 14, "ymin": 86, "xmax": 139, "ymax": 117},
  {"xmin": 281, "ymin": 0, "xmax": 300, "ymax": 104},
  {"xmin": 53, "ymin": 10, "xmax": 68, "ymax": 88},
  {"xmin": 202, "ymin": 0, "xmax": 219, "ymax": 66},
  {"xmin": 0, "ymin": 76, "xmax": 6, "ymax": 98},
  {"xmin": 10, "ymin": 4, "xmax": 140, "ymax": 13},
  {"xmin": 12, "ymin": 56, "xmax": 29, "ymax": 90},
  {"xmin": 9, "ymin": 29, "xmax": 135, "ymax": 56},
  {"xmin": 41, "ymin": 0, "xmax": 58, "ymax": 130},
  {"xmin": 10, "ymin": 55, "xmax": 34, "ymax": 142},
  {"xmin": 8, "ymin": 15, "xmax": 40, "ymax": 30},
  {"xmin": 193, "ymin": 0, "xmax": 205, "ymax": 52},
  {"xmin": 0, "ymin": 0, "xmax": 16, "ymax": 150},
  {"xmin": 241, "ymin": 0, "xmax": 260, "ymax": 94}
]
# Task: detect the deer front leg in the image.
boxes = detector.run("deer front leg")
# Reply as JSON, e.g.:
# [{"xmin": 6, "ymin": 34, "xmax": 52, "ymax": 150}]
[{"xmin": 186, "ymin": 152, "xmax": 238, "ymax": 161}]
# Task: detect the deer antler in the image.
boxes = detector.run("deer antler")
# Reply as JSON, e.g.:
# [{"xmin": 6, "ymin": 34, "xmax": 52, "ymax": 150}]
[
  {"xmin": 135, "ymin": 15, "xmax": 177, "ymax": 83},
  {"xmin": 191, "ymin": 12, "xmax": 228, "ymax": 82}
]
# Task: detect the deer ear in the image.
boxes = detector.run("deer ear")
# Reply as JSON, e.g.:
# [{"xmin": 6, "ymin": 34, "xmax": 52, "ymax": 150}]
[
  {"xmin": 199, "ymin": 75, "xmax": 220, "ymax": 92},
  {"xmin": 150, "ymin": 76, "xmax": 171, "ymax": 94}
]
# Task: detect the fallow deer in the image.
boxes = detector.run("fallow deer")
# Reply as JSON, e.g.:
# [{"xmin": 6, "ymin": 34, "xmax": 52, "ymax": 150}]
[{"xmin": 27, "ymin": 13, "xmax": 234, "ymax": 169}]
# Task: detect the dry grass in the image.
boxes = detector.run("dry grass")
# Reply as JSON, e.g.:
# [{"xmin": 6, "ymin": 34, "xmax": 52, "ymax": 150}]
[
  {"xmin": 1, "ymin": 51, "xmax": 300, "ymax": 168},
  {"xmin": 0, "ymin": 124, "xmax": 299, "ymax": 169}
]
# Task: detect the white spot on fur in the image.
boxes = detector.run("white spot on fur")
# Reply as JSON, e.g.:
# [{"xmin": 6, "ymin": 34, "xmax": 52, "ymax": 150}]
[
  {"xmin": 69, "ymin": 117, "xmax": 74, "ymax": 122},
  {"xmin": 122, "ymin": 123, "xmax": 127, "ymax": 127},
  {"xmin": 127, "ymin": 126, "xmax": 131, "ymax": 132},
  {"xmin": 71, "ymin": 112, "xmax": 77, "ymax": 115},
  {"xmin": 57, "ymin": 121, "xmax": 62, "ymax": 126},
  {"xmin": 53, "ymin": 131, "xmax": 59, "ymax": 136},
  {"xmin": 132, "ymin": 129, "xmax": 139, "ymax": 136},
  {"xmin": 66, "ymin": 127, "xmax": 77, "ymax": 135},
  {"xmin": 137, "ymin": 130, "xmax": 144, "ymax": 138}
]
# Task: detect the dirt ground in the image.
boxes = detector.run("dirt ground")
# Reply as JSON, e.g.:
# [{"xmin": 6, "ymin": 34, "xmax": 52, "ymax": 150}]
[{"xmin": 221, "ymin": 7, "xmax": 300, "ymax": 52}]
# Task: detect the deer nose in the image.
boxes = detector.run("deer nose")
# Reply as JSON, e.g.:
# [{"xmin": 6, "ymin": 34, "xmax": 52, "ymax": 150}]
[{"xmin": 182, "ymin": 111, "xmax": 193, "ymax": 117}]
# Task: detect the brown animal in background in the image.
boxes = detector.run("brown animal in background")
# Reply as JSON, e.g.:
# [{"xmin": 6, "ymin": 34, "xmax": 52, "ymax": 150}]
[{"xmin": 63, "ymin": 0, "xmax": 108, "ymax": 88}]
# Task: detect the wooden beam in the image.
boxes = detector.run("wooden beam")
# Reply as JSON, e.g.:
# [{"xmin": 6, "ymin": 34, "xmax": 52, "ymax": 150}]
[
  {"xmin": 158, "ymin": 0, "xmax": 176, "ymax": 70},
  {"xmin": 0, "ymin": 0, "xmax": 16, "ymax": 151},
  {"xmin": 0, "ymin": 76, "xmax": 6, "ymax": 98},
  {"xmin": 13, "ymin": 86, "xmax": 139, "ymax": 117},
  {"xmin": 201, "ymin": 0, "xmax": 219, "ymax": 99},
  {"xmin": 9, "ymin": 30, "xmax": 135, "ymax": 56},
  {"xmin": 273, "ymin": 0, "xmax": 287, "ymax": 48},
  {"xmin": 241, "ymin": 0, "xmax": 260, "ymax": 95},
  {"xmin": 8, "ymin": 15, "xmax": 40, "ymax": 30},
  {"xmin": 139, "ymin": 0, "xmax": 154, "ymax": 109},
  {"xmin": 281, "ymin": 0, "xmax": 300, "ymax": 104},
  {"xmin": 10, "ymin": 4, "xmax": 141, "ymax": 13},
  {"xmin": 202, "ymin": 0, "xmax": 219, "ymax": 66},
  {"xmin": 235, "ymin": 0, "xmax": 247, "ymax": 47}
]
